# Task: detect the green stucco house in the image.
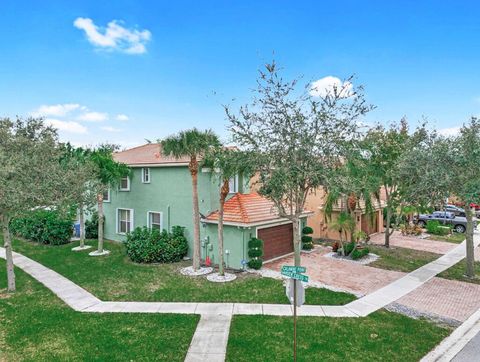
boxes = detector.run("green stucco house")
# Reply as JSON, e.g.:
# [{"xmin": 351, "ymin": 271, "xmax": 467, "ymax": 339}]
[{"xmin": 104, "ymin": 143, "xmax": 310, "ymax": 269}]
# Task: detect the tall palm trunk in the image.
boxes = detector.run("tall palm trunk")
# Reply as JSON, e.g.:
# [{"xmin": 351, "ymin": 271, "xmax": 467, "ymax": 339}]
[
  {"xmin": 465, "ymin": 205, "xmax": 475, "ymax": 278},
  {"xmin": 1, "ymin": 215, "xmax": 15, "ymax": 292},
  {"xmin": 190, "ymin": 157, "xmax": 201, "ymax": 270},
  {"xmin": 79, "ymin": 203, "xmax": 85, "ymax": 248},
  {"xmin": 218, "ymin": 179, "xmax": 229, "ymax": 276},
  {"xmin": 97, "ymin": 193, "xmax": 104, "ymax": 253}
]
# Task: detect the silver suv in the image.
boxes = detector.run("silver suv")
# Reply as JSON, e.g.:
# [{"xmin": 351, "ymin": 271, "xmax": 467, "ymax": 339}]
[{"xmin": 415, "ymin": 211, "xmax": 474, "ymax": 233}]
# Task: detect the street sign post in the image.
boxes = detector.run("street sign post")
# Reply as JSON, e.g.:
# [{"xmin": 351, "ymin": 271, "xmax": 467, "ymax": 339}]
[{"xmin": 282, "ymin": 265, "xmax": 308, "ymax": 362}]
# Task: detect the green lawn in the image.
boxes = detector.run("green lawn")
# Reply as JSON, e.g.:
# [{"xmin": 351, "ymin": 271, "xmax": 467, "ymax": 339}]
[
  {"xmin": 439, "ymin": 259, "xmax": 480, "ymax": 284},
  {"xmin": 0, "ymin": 261, "xmax": 199, "ymax": 361},
  {"xmin": 368, "ymin": 245, "xmax": 439, "ymax": 273},
  {"xmin": 6, "ymin": 237, "xmax": 355, "ymax": 305},
  {"xmin": 227, "ymin": 313, "xmax": 450, "ymax": 362},
  {"xmin": 427, "ymin": 232, "xmax": 466, "ymax": 244}
]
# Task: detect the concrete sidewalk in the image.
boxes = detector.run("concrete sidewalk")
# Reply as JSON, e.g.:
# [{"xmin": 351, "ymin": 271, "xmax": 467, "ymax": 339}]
[{"xmin": 2, "ymin": 232, "xmax": 479, "ymax": 362}]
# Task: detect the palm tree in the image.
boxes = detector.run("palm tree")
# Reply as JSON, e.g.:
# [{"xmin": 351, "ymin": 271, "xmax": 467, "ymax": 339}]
[
  {"xmin": 89, "ymin": 144, "xmax": 130, "ymax": 256},
  {"xmin": 329, "ymin": 211, "xmax": 356, "ymax": 256},
  {"xmin": 204, "ymin": 147, "xmax": 253, "ymax": 276},
  {"xmin": 161, "ymin": 129, "xmax": 219, "ymax": 271}
]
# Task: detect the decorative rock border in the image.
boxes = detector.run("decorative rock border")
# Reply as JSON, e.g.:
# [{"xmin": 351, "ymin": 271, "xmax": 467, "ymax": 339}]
[
  {"xmin": 180, "ymin": 266, "xmax": 213, "ymax": 276},
  {"xmin": 207, "ymin": 272, "xmax": 237, "ymax": 283},
  {"xmin": 88, "ymin": 250, "xmax": 110, "ymax": 257},
  {"xmin": 72, "ymin": 245, "xmax": 92, "ymax": 252},
  {"xmin": 323, "ymin": 251, "xmax": 380, "ymax": 265}
]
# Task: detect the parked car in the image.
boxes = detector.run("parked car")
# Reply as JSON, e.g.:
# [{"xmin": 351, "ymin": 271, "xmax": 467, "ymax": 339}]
[
  {"xmin": 414, "ymin": 211, "xmax": 475, "ymax": 233},
  {"xmin": 444, "ymin": 204, "xmax": 466, "ymax": 217}
]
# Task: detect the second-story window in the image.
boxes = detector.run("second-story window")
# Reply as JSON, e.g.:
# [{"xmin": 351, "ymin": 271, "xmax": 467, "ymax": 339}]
[
  {"xmin": 142, "ymin": 168, "xmax": 150, "ymax": 183},
  {"xmin": 119, "ymin": 176, "xmax": 130, "ymax": 191},
  {"xmin": 103, "ymin": 188, "xmax": 110, "ymax": 202},
  {"xmin": 229, "ymin": 175, "xmax": 239, "ymax": 193}
]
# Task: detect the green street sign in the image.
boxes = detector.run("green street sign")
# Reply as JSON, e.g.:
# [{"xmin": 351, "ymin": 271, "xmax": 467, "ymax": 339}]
[
  {"xmin": 281, "ymin": 265, "xmax": 306, "ymax": 274},
  {"xmin": 281, "ymin": 270, "xmax": 309, "ymax": 283}
]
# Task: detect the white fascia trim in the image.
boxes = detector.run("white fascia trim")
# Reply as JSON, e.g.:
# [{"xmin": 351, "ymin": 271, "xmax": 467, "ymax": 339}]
[
  {"xmin": 128, "ymin": 163, "xmax": 189, "ymax": 168},
  {"xmin": 202, "ymin": 212, "xmax": 313, "ymax": 228}
]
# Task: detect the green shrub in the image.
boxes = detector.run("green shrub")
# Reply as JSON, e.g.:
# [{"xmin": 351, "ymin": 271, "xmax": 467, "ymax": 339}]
[
  {"xmin": 302, "ymin": 226, "xmax": 313, "ymax": 235},
  {"xmin": 301, "ymin": 235, "xmax": 314, "ymax": 250},
  {"xmin": 247, "ymin": 237, "xmax": 264, "ymax": 269},
  {"xmin": 426, "ymin": 220, "xmax": 440, "ymax": 234},
  {"xmin": 10, "ymin": 210, "xmax": 73, "ymax": 245},
  {"xmin": 85, "ymin": 212, "xmax": 103, "ymax": 239},
  {"xmin": 125, "ymin": 226, "xmax": 188, "ymax": 263},
  {"xmin": 351, "ymin": 247, "xmax": 369, "ymax": 260},
  {"xmin": 426, "ymin": 220, "xmax": 451, "ymax": 236},
  {"xmin": 247, "ymin": 258, "xmax": 263, "ymax": 270}
]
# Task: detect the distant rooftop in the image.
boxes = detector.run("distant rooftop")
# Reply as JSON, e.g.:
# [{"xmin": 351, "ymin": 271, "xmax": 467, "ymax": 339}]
[{"xmin": 113, "ymin": 143, "xmax": 190, "ymax": 166}]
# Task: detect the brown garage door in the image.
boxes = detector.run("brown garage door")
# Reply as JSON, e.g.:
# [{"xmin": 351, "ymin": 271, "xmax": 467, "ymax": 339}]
[{"xmin": 258, "ymin": 223, "xmax": 294, "ymax": 261}]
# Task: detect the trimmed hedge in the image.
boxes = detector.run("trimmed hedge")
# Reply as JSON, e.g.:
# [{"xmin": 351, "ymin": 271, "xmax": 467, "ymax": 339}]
[
  {"xmin": 247, "ymin": 237, "xmax": 264, "ymax": 270},
  {"xmin": 426, "ymin": 220, "xmax": 451, "ymax": 236},
  {"xmin": 10, "ymin": 210, "xmax": 73, "ymax": 245},
  {"xmin": 125, "ymin": 226, "xmax": 188, "ymax": 263}
]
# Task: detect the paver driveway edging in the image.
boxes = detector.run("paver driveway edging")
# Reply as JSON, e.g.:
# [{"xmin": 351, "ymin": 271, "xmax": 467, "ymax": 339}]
[{"xmin": 1, "ymin": 231, "xmax": 479, "ymax": 361}]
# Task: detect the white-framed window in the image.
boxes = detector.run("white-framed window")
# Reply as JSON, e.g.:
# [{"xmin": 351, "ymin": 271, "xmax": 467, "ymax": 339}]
[
  {"xmin": 142, "ymin": 168, "xmax": 151, "ymax": 183},
  {"xmin": 147, "ymin": 211, "xmax": 162, "ymax": 231},
  {"xmin": 117, "ymin": 208, "xmax": 134, "ymax": 234},
  {"xmin": 102, "ymin": 188, "xmax": 110, "ymax": 203},
  {"xmin": 229, "ymin": 174, "xmax": 239, "ymax": 193},
  {"xmin": 119, "ymin": 176, "xmax": 130, "ymax": 191}
]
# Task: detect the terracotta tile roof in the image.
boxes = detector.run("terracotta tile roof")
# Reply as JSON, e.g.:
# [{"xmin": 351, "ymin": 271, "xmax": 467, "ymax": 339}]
[
  {"xmin": 113, "ymin": 143, "xmax": 191, "ymax": 166},
  {"xmin": 205, "ymin": 193, "xmax": 282, "ymax": 225}
]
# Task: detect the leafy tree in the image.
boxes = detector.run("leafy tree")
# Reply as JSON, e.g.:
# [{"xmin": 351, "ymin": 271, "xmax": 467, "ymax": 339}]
[
  {"xmin": 360, "ymin": 120, "xmax": 413, "ymax": 247},
  {"xmin": 204, "ymin": 147, "xmax": 254, "ymax": 276},
  {"xmin": 160, "ymin": 129, "xmax": 220, "ymax": 271},
  {"xmin": 450, "ymin": 118, "xmax": 480, "ymax": 278},
  {"xmin": 226, "ymin": 62, "xmax": 373, "ymax": 266},
  {"xmin": 0, "ymin": 118, "xmax": 73, "ymax": 291},
  {"xmin": 89, "ymin": 144, "xmax": 130, "ymax": 255}
]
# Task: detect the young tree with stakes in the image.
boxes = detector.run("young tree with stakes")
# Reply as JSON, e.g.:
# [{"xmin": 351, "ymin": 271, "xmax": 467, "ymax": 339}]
[
  {"xmin": 226, "ymin": 62, "xmax": 373, "ymax": 266},
  {"xmin": 161, "ymin": 129, "xmax": 220, "ymax": 271}
]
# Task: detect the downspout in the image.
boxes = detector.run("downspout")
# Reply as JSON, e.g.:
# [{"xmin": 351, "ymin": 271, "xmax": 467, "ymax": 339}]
[{"xmin": 167, "ymin": 205, "xmax": 171, "ymax": 232}]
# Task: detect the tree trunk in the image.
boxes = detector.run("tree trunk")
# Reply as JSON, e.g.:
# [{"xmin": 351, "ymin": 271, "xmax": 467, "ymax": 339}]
[
  {"xmin": 385, "ymin": 204, "xmax": 391, "ymax": 248},
  {"xmin": 79, "ymin": 203, "xmax": 85, "ymax": 248},
  {"xmin": 1, "ymin": 215, "xmax": 15, "ymax": 292},
  {"xmin": 218, "ymin": 179, "xmax": 229, "ymax": 276},
  {"xmin": 97, "ymin": 193, "xmax": 104, "ymax": 253},
  {"xmin": 293, "ymin": 218, "xmax": 301, "ymax": 266},
  {"xmin": 465, "ymin": 205, "xmax": 475, "ymax": 278},
  {"xmin": 190, "ymin": 157, "xmax": 201, "ymax": 271}
]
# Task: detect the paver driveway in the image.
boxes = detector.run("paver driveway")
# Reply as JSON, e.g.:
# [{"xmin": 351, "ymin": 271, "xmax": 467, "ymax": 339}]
[
  {"xmin": 265, "ymin": 247, "xmax": 405, "ymax": 296},
  {"xmin": 369, "ymin": 231, "xmax": 457, "ymax": 254}
]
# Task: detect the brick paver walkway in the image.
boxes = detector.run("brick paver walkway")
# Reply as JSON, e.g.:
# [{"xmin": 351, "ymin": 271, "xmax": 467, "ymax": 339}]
[
  {"xmin": 370, "ymin": 231, "xmax": 457, "ymax": 254},
  {"xmin": 397, "ymin": 278, "xmax": 480, "ymax": 322},
  {"xmin": 265, "ymin": 248, "xmax": 405, "ymax": 296}
]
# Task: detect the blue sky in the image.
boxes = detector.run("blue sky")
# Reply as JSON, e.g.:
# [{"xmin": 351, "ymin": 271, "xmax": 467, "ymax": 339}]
[{"xmin": 1, "ymin": 0, "xmax": 479, "ymax": 148}]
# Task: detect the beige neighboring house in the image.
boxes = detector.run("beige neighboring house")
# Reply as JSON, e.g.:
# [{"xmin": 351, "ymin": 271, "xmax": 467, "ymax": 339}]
[
  {"xmin": 304, "ymin": 188, "xmax": 386, "ymax": 241},
  {"xmin": 250, "ymin": 172, "xmax": 385, "ymax": 241}
]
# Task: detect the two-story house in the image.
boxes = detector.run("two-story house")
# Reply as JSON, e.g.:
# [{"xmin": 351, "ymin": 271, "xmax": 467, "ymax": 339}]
[{"xmin": 104, "ymin": 143, "xmax": 311, "ymax": 269}]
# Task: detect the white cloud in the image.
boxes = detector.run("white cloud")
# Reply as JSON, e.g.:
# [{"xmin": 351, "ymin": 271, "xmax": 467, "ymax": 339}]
[
  {"xmin": 310, "ymin": 76, "xmax": 353, "ymax": 98},
  {"xmin": 31, "ymin": 103, "xmax": 82, "ymax": 117},
  {"xmin": 45, "ymin": 119, "xmax": 88, "ymax": 134},
  {"xmin": 101, "ymin": 126, "xmax": 122, "ymax": 133},
  {"xmin": 438, "ymin": 126, "xmax": 461, "ymax": 137},
  {"xmin": 73, "ymin": 17, "xmax": 151, "ymax": 54},
  {"xmin": 116, "ymin": 114, "xmax": 129, "ymax": 121},
  {"xmin": 77, "ymin": 111, "xmax": 108, "ymax": 122}
]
